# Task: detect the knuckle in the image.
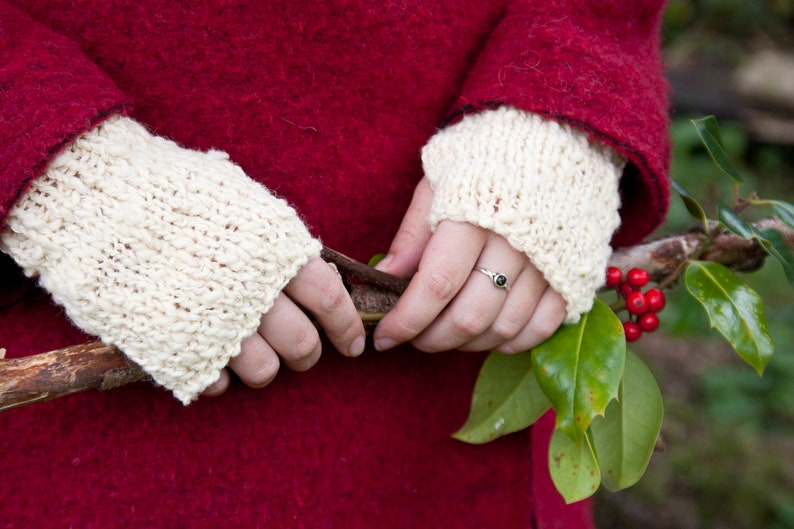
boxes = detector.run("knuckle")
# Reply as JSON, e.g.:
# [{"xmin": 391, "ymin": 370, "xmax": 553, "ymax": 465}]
[
  {"xmin": 392, "ymin": 223, "xmax": 426, "ymax": 250},
  {"xmin": 244, "ymin": 354, "xmax": 280, "ymax": 387},
  {"xmin": 399, "ymin": 320, "xmax": 424, "ymax": 340},
  {"xmin": 287, "ymin": 331, "xmax": 321, "ymax": 368},
  {"xmin": 451, "ymin": 311, "xmax": 490, "ymax": 339},
  {"xmin": 387, "ymin": 318, "xmax": 423, "ymax": 343},
  {"xmin": 419, "ymin": 267, "xmax": 458, "ymax": 302},
  {"xmin": 490, "ymin": 317, "xmax": 523, "ymax": 341},
  {"xmin": 316, "ymin": 278, "xmax": 349, "ymax": 315},
  {"xmin": 530, "ymin": 316, "xmax": 562, "ymax": 343}
]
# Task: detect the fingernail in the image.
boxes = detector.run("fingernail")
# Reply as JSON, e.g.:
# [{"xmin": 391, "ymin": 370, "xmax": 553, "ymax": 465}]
[
  {"xmin": 374, "ymin": 254, "xmax": 393, "ymax": 272},
  {"xmin": 349, "ymin": 335, "xmax": 365, "ymax": 357},
  {"xmin": 374, "ymin": 337, "xmax": 397, "ymax": 351}
]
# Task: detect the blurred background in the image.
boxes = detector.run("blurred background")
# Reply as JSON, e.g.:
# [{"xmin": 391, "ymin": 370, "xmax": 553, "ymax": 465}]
[{"xmin": 594, "ymin": 1, "xmax": 794, "ymax": 528}]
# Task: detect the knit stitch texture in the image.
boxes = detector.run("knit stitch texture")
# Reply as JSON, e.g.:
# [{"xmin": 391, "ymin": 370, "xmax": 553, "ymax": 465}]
[
  {"xmin": 423, "ymin": 107, "xmax": 623, "ymax": 322},
  {"xmin": 0, "ymin": 116, "xmax": 321, "ymax": 403}
]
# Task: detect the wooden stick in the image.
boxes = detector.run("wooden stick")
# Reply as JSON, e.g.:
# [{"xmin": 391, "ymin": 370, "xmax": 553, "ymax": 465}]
[
  {"xmin": 0, "ymin": 341, "xmax": 148, "ymax": 412},
  {"xmin": 321, "ymin": 247, "xmax": 408, "ymax": 295},
  {"xmin": 0, "ymin": 283, "xmax": 401, "ymax": 412},
  {"xmin": 1, "ymin": 219, "xmax": 791, "ymax": 413}
]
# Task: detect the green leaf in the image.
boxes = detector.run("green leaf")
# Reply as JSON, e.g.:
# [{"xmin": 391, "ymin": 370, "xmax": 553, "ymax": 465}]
[
  {"xmin": 672, "ymin": 180, "xmax": 709, "ymax": 225},
  {"xmin": 717, "ymin": 202, "xmax": 754, "ymax": 239},
  {"xmin": 452, "ymin": 351, "xmax": 551, "ymax": 444},
  {"xmin": 772, "ymin": 200, "xmax": 794, "ymax": 231},
  {"xmin": 367, "ymin": 253, "xmax": 387, "ymax": 267},
  {"xmin": 532, "ymin": 299, "xmax": 626, "ymax": 441},
  {"xmin": 685, "ymin": 261, "xmax": 774, "ymax": 374},
  {"xmin": 754, "ymin": 228, "xmax": 794, "ymax": 286},
  {"xmin": 691, "ymin": 116, "xmax": 744, "ymax": 183},
  {"xmin": 714, "ymin": 205, "xmax": 794, "ymax": 286},
  {"xmin": 548, "ymin": 428, "xmax": 600, "ymax": 504},
  {"xmin": 590, "ymin": 350, "xmax": 663, "ymax": 492}
]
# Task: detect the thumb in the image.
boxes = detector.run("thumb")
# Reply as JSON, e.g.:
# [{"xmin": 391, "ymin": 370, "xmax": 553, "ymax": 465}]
[{"xmin": 376, "ymin": 177, "xmax": 434, "ymax": 278}]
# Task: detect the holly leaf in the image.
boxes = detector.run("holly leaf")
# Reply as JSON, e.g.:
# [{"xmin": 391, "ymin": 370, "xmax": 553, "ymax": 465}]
[
  {"xmin": 717, "ymin": 203, "xmax": 755, "ymax": 239},
  {"xmin": 672, "ymin": 180, "xmax": 709, "ymax": 225},
  {"xmin": 532, "ymin": 299, "xmax": 626, "ymax": 441},
  {"xmin": 772, "ymin": 200, "xmax": 794, "ymax": 230},
  {"xmin": 754, "ymin": 227, "xmax": 794, "ymax": 286},
  {"xmin": 590, "ymin": 350, "xmax": 663, "ymax": 491},
  {"xmin": 714, "ymin": 205, "xmax": 794, "ymax": 286},
  {"xmin": 548, "ymin": 428, "xmax": 600, "ymax": 504},
  {"xmin": 685, "ymin": 261, "xmax": 774, "ymax": 374},
  {"xmin": 452, "ymin": 351, "xmax": 550, "ymax": 444},
  {"xmin": 691, "ymin": 116, "xmax": 744, "ymax": 183}
]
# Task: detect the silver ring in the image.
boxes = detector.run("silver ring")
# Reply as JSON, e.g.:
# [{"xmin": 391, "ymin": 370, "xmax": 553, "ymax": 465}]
[{"xmin": 474, "ymin": 267, "xmax": 510, "ymax": 291}]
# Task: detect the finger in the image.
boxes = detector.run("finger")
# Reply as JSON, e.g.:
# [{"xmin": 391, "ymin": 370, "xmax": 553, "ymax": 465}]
[
  {"xmin": 201, "ymin": 368, "xmax": 231, "ymax": 397},
  {"xmin": 494, "ymin": 287, "xmax": 567, "ymax": 354},
  {"xmin": 375, "ymin": 177, "xmax": 434, "ymax": 278},
  {"xmin": 457, "ymin": 262, "xmax": 550, "ymax": 352},
  {"xmin": 257, "ymin": 293, "xmax": 322, "ymax": 372},
  {"xmin": 229, "ymin": 333, "xmax": 281, "ymax": 388},
  {"xmin": 285, "ymin": 257, "xmax": 366, "ymax": 357},
  {"xmin": 410, "ymin": 233, "xmax": 527, "ymax": 352},
  {"xmin": 373, "ymin": 220, "xmax": 487, "ymax": 350}
]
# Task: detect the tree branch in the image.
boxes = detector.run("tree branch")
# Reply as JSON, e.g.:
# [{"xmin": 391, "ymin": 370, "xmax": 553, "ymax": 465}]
[
  {"xmin": 607, "ymin": 217, "xmax": 791, "ymax": 280},
  {"xmin": 1, "ymin": 218, "xmax": 791, "ymax": 413},
  {"xmin": 0, "ymin": 282, "xmax": 401, "ymax": 412}
]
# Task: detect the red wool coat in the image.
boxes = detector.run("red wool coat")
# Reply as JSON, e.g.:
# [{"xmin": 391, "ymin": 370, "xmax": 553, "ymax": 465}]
[{"xmin": 0, "ymin": 1, "xmax": 670, "ymax": 528}]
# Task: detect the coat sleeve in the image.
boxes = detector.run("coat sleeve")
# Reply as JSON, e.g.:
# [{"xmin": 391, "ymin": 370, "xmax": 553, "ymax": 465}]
[
  {"xmin": 0, "ymin": 1, "xmax": 131, "ymax": 221},
  {"xmin": 448, "ymin": 0, "xmax": 671, "ymax": 247}
]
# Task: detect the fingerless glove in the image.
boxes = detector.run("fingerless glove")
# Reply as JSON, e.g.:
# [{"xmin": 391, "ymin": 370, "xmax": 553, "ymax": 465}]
[
  {"xmin": 422, "ymin": 107, "xmax": 624, "ymax": 323},
  {"xmin": 1, "ymin": 116, "xmax": 321, "ymax": 403}
]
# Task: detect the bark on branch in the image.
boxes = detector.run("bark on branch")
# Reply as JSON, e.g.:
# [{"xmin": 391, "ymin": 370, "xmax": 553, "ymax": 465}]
[
  {"xmin": 1, "ymin": 218, "xmax": 792, "ymax": 413},
  {"xmin": 607, "ymin": 217, "xmax": 792, "ymax": 281}
]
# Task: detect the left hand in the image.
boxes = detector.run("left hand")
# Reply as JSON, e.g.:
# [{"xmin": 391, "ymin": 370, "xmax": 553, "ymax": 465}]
[{"xmin": 373, "ymin": 177, "xmax": 567, "ymax": 354}]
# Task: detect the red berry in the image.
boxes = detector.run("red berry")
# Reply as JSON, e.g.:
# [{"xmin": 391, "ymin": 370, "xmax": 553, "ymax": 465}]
[
  {"xmin": 619, "ymin": 281, "xmax": 637, "ymax": 298},
  {"xmin": 645, "ymin": 288, "xmax": 666, "ymax": 313},
  {"xmin": 638, "ymin": 313, "xmax": 660, "ymax": 332},
  {"xmin": 626, "ymin": 268, "xmax": 650, "ymax": 288},
  {"xmin": 605, "ymin": 267, "xmax": 623, "ymax": 288},
  {"xmin": 623, "ymin": 321, "xmax": 642, "ymax": 342},
  {"xmin": 625, "ymin": 291, "xmax": 648, "ymax": 316}
]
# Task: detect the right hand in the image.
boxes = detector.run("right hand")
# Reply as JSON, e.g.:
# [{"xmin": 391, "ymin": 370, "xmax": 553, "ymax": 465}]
[{"xmin": 202, "ymin": 257, "xmax": 366, "ymax": 396}]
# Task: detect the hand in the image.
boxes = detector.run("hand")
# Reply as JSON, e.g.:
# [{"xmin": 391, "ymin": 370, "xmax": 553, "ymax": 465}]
[
  {"xmin": 373, "ymin": 177, "xmax": 566, "ymax": 354},
  {"xmin": 203, "ymin": 257, "xmax": 366, "ymax": 396}
]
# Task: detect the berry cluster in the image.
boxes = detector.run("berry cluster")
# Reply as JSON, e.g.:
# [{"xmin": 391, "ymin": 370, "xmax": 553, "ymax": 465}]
[{"xmin": 605, "ymin": 267, "xmax": 666, "ymax": 342}]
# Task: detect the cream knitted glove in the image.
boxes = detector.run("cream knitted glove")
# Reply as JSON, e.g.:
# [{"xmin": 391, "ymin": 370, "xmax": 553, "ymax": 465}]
[
  {"xmin": 1, "ymin": 115, "xmax": 321, "ymax": 404},
  {"xmin": 422, "ymin": 106, "xmax": 624, "ymax": 323}
]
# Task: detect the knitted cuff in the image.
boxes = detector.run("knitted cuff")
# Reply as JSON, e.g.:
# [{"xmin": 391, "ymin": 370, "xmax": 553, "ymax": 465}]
[
  {"xmin": 1, "ymin": 116, "xmax": 321, "ymax": 403},
  {"xmin": 422, "ymin": 107, "xmax": 624, "ymax": 323}
]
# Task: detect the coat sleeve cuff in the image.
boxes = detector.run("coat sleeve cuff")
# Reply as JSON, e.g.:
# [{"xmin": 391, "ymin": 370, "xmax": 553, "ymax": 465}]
[
  {"xmin": 1, "ymin": 115, "xmax": 321, "ymax": 403},
  {"xmin": 422, "ymin": 106, "xmax": 624, "ymax": 323}
]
